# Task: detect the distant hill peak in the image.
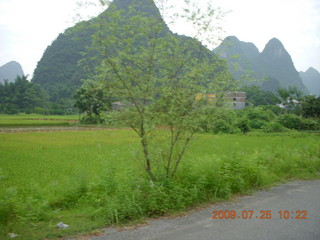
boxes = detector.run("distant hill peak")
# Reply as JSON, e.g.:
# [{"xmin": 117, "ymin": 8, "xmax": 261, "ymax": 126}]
[
  {"xmin": 214, "ymin": 36, "xmax": 309, "ymax": 93},
  {"xmin": 110, "ymin": 0, "xmax": 163, "ymax": 18},
  {"xmin": 300, "ymin": 67, "xmax": 320, "ymax": 95},
  {"xmin": 216, "ymin": 36, "xmax": 260, "ymax": 58},
  {"xmin": 305, "ymin": 67, "xmax": 320, "ymax": 75},
  {"xmin": 261, "ymin": 38, "xmax": 289, "ymax": 59},
  {"xmin": 224, "ymin": 36, "xmax": 240, "ymax": 43},
  {"xmin": 0, "ymin": 61, "xmax": 24, "ymax": 84},
  {"xmin": 1, "ymin": 61, "xmax": 22, "ymax": 69},
  {"xmin": 221, "ymin": 36, "xmax": 256, "ymax": 47},
  {"xmin": 268, "ymin": 37, "xmax": 283, "ymax": 45}
]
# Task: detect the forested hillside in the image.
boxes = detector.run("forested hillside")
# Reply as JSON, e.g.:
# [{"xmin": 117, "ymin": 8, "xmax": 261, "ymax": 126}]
[{"xmin": 32, "ymin": 0, "xmax": 226, "ymax": 110}]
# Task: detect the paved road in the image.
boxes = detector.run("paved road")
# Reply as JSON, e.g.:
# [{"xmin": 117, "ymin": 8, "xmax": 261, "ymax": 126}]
[{"xmin": 86, "ymin": 180, "xmax": 320, "ymax": 240}]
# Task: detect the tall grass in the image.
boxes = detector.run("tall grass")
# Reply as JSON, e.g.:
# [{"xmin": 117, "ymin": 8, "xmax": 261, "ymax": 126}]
[{"xmin": 0, "ymin": 130, "xmax": 319, "ymax": 239}]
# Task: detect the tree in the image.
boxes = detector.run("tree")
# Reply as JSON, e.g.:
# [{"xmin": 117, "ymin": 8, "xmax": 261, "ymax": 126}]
[
  {"xmin": 301, "ymin": 95, "xmax": 320, "ymax": 119},
  {"xmin": 79, "ymin": 0, "xmax": 233, "ymax": 179},
  {"xmin": 276, "ymin": 86, "xmax": 303, "ymax": 113},
  {"xmin": 0, "ymin": 76, "xmax": 48, "ymax": 114},
  {"xmin": 74, "ymin": 80, "xmax": 111, "ymax": 122},
  {"xmin": 240, "ymin": 85, "xmax": 278, "ymax": 106}
]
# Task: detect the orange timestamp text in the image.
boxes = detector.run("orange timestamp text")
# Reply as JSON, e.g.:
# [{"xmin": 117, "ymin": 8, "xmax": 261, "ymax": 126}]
[{"xmin": 212, "ymin": 210, "xmax": 308, "ymax": 220}]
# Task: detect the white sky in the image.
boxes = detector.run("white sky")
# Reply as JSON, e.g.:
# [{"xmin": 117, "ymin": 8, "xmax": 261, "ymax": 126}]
[{"xmin": 0, "ymin": 0, "xmax": 319, "ymax": 77}]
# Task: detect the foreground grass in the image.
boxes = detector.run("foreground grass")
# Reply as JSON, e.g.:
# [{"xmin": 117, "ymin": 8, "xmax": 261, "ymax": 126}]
[
  {"xmin": 0, "ymin": 130, "xmax": 319, "ymax": 239},
  {"xmin": 0, "ymin": 114, "xmax": 79, "ymax": 127}
]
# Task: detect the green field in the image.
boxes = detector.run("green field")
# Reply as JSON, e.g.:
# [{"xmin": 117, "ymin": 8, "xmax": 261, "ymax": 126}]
[
  {"xmin": 0, "ymin": 129, "xmax": 319, "ymax": 239},
  {"xmin": 0, "ymin": 114, "xmax": 79, "ymax": 127}
]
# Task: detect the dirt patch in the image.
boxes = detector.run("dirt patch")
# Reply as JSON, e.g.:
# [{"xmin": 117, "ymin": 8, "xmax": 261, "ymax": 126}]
[{"xmin": 21, "ymin": 118, "xmax": 78, "ymax": 122}]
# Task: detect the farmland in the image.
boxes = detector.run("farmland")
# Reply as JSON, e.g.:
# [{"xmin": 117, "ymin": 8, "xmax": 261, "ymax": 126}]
[{"xmin": 0, "ymin": 121, "xmax": 320, "ymax": 239}]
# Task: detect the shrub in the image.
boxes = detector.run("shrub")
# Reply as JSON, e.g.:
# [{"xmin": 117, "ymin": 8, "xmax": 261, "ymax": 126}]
[
  {"xmin": 236, "ymin": 118, "xmax": 250, "ymax": 133},
  {"xmin": 263, "ymin": 122, "xmax": 287, "ymax": 133},
  {"xmin": 200, "ymin": 108, "xmax": 240, "ymax": 134},
  {"xmin": 245, "ymin": 107, "xmax": 275, "ymax": 122},
  {"xmin": 301, "ymin": 95, "xmax": 320, "ymax": 118},
  {"xmin": 248, "ymin": 119, "xmax": 267, "ymax": 129},
  {"xmin": 0, "ymin": 188, "xmax": 19, "ymax": 225},
  {"xmin": 211, "ymin": 119, "xmax": 235, "ymax": 134},
  {"xmin": 259, "ymin": 105, "xmax": 282, "ymax": 115},
  {"xmin": 33, "ymin": 107, "xmax": 47, "ymax": 115},
  {"xmin": 277, "ymin": 114, "xmax": 303, "ymax": 130},
  {"xmin": 300, "ymin": 118, "xmax": 320, "ymax": 131}
]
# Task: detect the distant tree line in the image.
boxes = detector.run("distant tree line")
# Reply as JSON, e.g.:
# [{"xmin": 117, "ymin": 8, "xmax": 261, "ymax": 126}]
[
  {"xmin": 0, "ymin": 76, "xmax": 48, "ymax": 114},
  {"xmin": 0, "ymin": 75, "xmax": 73, "ymax": 115},
  {"xmin": 73, "ymin": 78, "xmax": 320, "ymax": 132},
  {"xmin": 1, "ymin": 75, "xmax": 319, "ymax": 132},
  {"xmin": 242, "ymin": 85, "xmax": 320, "ymax": 118}
]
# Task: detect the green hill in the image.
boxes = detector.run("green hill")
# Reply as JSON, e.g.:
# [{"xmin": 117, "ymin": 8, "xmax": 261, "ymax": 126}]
[
  {"xmin": 31, "ymin": 0, "xmax": 226, "ymax": 110},
  {"xmin": 31, "ymin": 18, "xmax": 94, "ymax": 105}
]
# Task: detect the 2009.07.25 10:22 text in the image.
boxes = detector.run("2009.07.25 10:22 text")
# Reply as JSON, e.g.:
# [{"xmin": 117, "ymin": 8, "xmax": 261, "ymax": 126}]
[{"xmin": 212, "ymin": 210, "xmax": 308, "ymax": 220}]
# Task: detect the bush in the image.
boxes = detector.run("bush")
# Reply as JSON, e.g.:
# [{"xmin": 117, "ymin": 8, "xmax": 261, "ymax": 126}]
[
  {"xmin": 277, "ymin": 114, "xmax": 303, "ymax": 130},
  {"xmin": 259, "ymin": 105, "xmax": 282, "ymax": 115},
  {"xmin": 300, "ymin": 118, "xmax": 320, "ymax": 131},
  {"xmin": 301, "ymin": 95, "xmax": 320, "ymax": 118},
  {"xmin": 263, "ymin": 122, "xmax": 287, "ymax": 133},
  {"xmin": 33, "ymin": 107, "xmax": 47, "ymax": 115},
  {"xmin": 236, "ymin": 118, "xmax": 250, "ymax": 133},
  {"xmin": 248, "ymin": 119, "xmax": 267, "ymax": 129},
  {"xmin": 240, "ymin": 107, "xmax": 275, "ymax": 129},
  {"xmin": 245, "ymin": 107, "xmax": 275, "ymax": 122},
  {"xmin": 0, "ymin": 188, "xmax": 19, "ymax": 225},
  {"xmin": 210, "ymin": 119, "xmax": 235, "ymax": 134},
  {"xmin": 0, "ymin": 103, "xmax": 19, "ymax": 114},
  {"xmin": 200, "ymin": 108, "xmax": 240, "ymax": 134}
]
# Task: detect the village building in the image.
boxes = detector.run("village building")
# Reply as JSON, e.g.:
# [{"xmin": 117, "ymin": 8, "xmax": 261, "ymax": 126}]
[
  {"xmin": 197, "ymin": 92, "xmax": 247, "ymax": 110},
  {"xmin": 112, "ymin": 92, "xmax": 247, "ymax": 111},
  {"xmin": 224, "ymin": 92, "xmax": 247, "ymax": 110}
]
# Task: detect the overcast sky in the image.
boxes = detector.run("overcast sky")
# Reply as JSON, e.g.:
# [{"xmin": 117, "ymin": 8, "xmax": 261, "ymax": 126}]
[{"xmin": 0, "ymin": 0, "xmax": 319, "ymax": 77}]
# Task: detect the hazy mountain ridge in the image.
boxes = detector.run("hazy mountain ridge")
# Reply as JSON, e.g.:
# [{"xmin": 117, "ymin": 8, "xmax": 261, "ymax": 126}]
[
  {"xmin": 299, "ymin": 67, "xmax": 320, "ymax": 95},
  {"xmin": 213, "ymin": 36, "xmax": 260, "ymax": 80},
  {"xmin": 214, "ymin": 36, "xmax": 309, "ymax": 93},
  {"xmin": 0, "ymin": 61, "xmax": 24, "ymax": 84}
]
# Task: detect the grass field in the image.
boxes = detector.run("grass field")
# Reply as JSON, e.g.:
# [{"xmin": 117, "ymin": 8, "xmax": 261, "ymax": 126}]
[
  {"xmin": 0, "ymin": 114, "xmax": 79, "ymax": 127},
  {"xmin": 0, "ymin": 129, "xmax": 319, "ymax": 239}
]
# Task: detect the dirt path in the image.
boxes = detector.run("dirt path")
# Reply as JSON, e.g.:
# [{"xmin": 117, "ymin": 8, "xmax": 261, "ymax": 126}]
[{"xmin": 0, "ymin": 126, "xmax": 114, "ymax": 133}]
